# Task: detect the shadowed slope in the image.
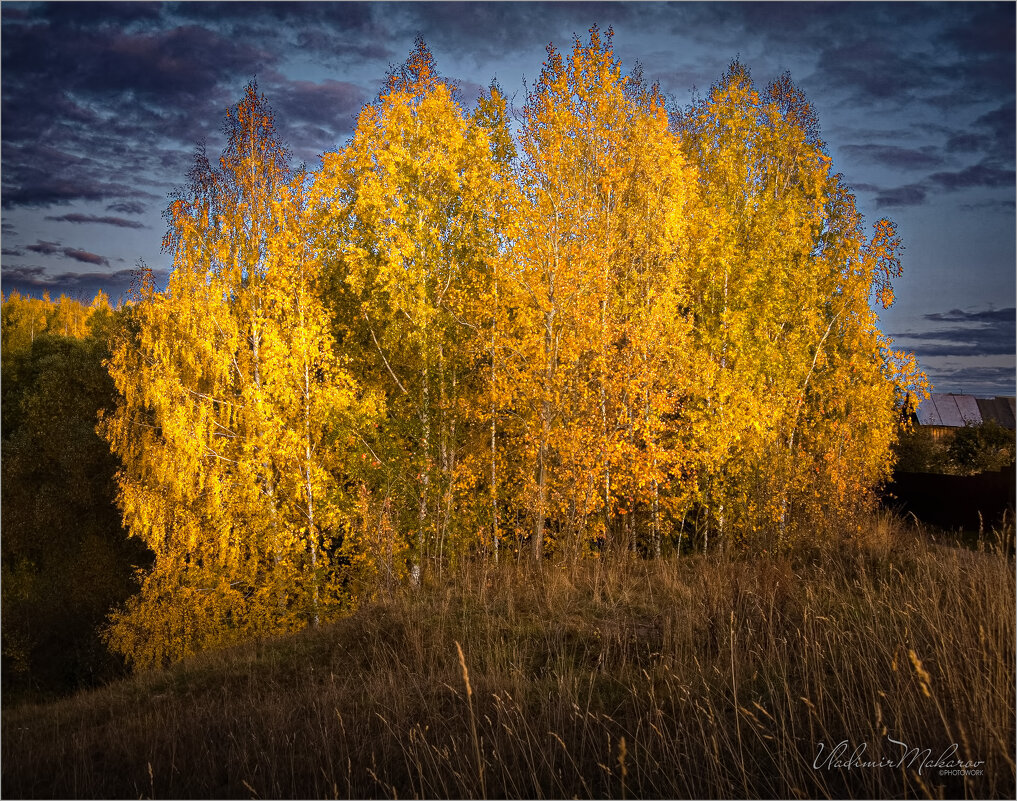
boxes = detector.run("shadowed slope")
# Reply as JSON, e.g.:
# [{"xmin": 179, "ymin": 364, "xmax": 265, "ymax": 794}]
[{"xmin": 3, "ymin": 521, "xmax": 1014, "ymax": 799}]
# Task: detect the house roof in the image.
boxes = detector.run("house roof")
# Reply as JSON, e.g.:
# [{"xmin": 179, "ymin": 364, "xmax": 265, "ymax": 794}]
[
  {"xmin": 916, "ymin": 393, "xmax": 1016, "ymax": 430},
  {"xmin": 976, "ymin": 396, "xmax": 1017, "ymax": 430}
]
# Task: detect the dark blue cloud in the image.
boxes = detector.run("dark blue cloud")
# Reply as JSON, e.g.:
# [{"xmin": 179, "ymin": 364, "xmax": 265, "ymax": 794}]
[
  {"xmin": 809, "ymin": 3, "xmax": 1014, "ymax": 110},
  {"xmin": 1, "ymin": 3, "xmax": 277, "ymax": 216},
  {"xmin": 874, "ymin": 184, "xmax": 928, "ymax": 208},
  {"xmin": 923, "ymin": 365, "xmax": 1015, "ymax": 398},
  {"xmin": 391, "ymin": 1, "xmax": 630, "ymax": 58},
  {"xmin": 937, "ymin": 2, "xmax": 1015, "ymax": 57},
  {"xmin": 37, "ymin": 2, "xmax": 163, "ymax": 30},
  {"xmin": 929, "ymin": 161, "xmax": 1016, "ymax": 191},
  {"xmin": 2, "ymin": 13, "xmax": 271, "ymax": 102},
  {"xmin": 853, "ymin": 100, "xmax": 1014, "ymax": 208},
  {"xmin": 172, "ymin": 1, "xmax": 376, "ymax": 30},
  {"xmin": 171, "ymin": 1, "xmax": 388, "ymax": 68},
  {"xmin": 266, "ymin": 77, "xmax": 368, "ymax": 158},
  {"xmin": 61, "ymin": 248, "xmax": 110, "ymax": 267},
  {"xmin": 25, "ymin": 240, "xmax": 110, "ymax": 267},
  {"xmin": 44, "ymin": 214, "xmax": 147, "ymax": 229},
  {"xmin": 106, "ymin": 201, "xmax": 149, "ymax": 215},
  {"xmin": 1, "ymin": 148, "xmax": 161, "ymax": 208},
  {"xmin": 841, "ymin": 144, "xmax": 944, "ymax": 171},
  {"xmin": 960, "ymin": 198, "xmax": 1016, "ymax": 213},
  {"xmin": 817, "ymin": 40, "xmax": 929, "ymax": 104},
  {"xmin": 925, "ymin": 307, "xmax": 1015, "ymax": 324},
  {"xmin": 25, "ymin": 241, "xmax": 61, "ymax": 256},
  {"xmin": 893, "ymin": 306, "xmax": 1016, "ymax": 357},
  {"xmin": 947, "ymin": 102, "xmax": 1016, "ymax": 162}
]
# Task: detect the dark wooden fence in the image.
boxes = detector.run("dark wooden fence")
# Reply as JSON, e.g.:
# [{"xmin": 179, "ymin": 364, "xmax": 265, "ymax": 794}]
[{"xmin": 884, "ymin": 465, "xmax": 1015, "ymax": 531}]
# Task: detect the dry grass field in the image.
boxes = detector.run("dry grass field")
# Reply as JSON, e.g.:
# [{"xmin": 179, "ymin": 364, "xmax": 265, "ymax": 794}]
[{"xmin": 3, "ymin": 516, "xmax": 1014, "ymax": 799}]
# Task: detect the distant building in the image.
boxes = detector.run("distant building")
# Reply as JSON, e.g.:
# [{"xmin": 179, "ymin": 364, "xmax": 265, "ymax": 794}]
[{"xmin": 915, "ymin": 393, "xmax": 1016, "ymax": 440}]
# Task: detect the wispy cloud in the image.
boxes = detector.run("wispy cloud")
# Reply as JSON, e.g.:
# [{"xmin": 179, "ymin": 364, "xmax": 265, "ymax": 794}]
[
  {"xmin": 960, "ymin": 198, "xmax": 1016, "ymax": 212},
  {"xmin": 893, "ymin": 306, "xmax": 1016, "ymax": 357},
  {"xmin": 841, "ymin": 144, "xmax": 943, "ymax": 170},
  {"xmin": 923, "ymin": 365, "xmax": 1016, "ymax": 397},
  {"xmin": 928, "ymin": 161, "xmax": 1016, "ymax": 191},
  {"xmin": 924, "ymin": 307, "xmax": 1015, "ymax": 324},
  {"xmin": 61, "ymin": 248, "xmax": 109, "ymax": 266},
  {"xmin": 25, "ymin": 240, "xmax": 61, "ymax": 256},
  {"xmin": 25, "ymin": 240, "xmax": 110, "ymax": 266},
  {"xmin": 44, "ymin": 213, "xmax": 147, "ymax": 229},
  {"xmin": 874, "ymin": 183, "xmax": 928, "ymax": 208},
  {"xmin": 105, "ymin": 200, "xmax": 148, "ymax": 215}
]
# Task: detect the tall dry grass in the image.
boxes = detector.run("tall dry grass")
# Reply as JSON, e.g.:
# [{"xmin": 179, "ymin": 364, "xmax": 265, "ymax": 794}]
[{"xmin": 3, "ymin": 516, "xmax": 1014, "ymax": 799}]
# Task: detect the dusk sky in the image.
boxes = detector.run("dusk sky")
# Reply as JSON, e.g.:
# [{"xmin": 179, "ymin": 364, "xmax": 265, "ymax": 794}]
[{"xmin": 2, "ymin": 1, "xmax": 1014, "ymax": 396}]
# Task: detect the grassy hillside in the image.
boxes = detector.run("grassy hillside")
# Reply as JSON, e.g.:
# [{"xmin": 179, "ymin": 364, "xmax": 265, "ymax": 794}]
[{"xmin": 3, "ymin": 518, "xmax": 1014, "ymax": 799}]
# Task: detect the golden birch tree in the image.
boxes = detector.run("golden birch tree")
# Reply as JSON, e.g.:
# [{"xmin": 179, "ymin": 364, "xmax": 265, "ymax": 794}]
[
  {"xmin": 509, "ymin": 27, "xmax": 697, "ymax": 556},
  {"xmin": 314, "ymin": 41, "xmax": 510, "ymax": 577},
  {"xmin": 102, "ymin": 84, "xmax": 370, "ymax": 669},
  {"xmin": 676, "ymin": 64, "xmax": 927, "ymax": 550}
]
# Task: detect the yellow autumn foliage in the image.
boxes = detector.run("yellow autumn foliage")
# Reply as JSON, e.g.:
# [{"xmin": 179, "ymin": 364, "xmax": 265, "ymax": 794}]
[{"xmin": 100, "ymin": 38, "xmax": 927, "ymax": 669}]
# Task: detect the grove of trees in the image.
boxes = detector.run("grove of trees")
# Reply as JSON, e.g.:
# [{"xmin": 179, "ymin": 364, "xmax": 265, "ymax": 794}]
[{"xmin": 4, "ymin": 31, "xmax": 929, "ymax": 673}]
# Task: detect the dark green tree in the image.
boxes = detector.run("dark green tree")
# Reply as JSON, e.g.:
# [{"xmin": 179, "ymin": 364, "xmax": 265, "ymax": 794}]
[
  {"xmin": 948, "ymin": 420, "xmax": 1016, "ymax": 474},
  {"xmin": 1, "ymin": 305, "xmax": 151, "ymax": 699}
]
